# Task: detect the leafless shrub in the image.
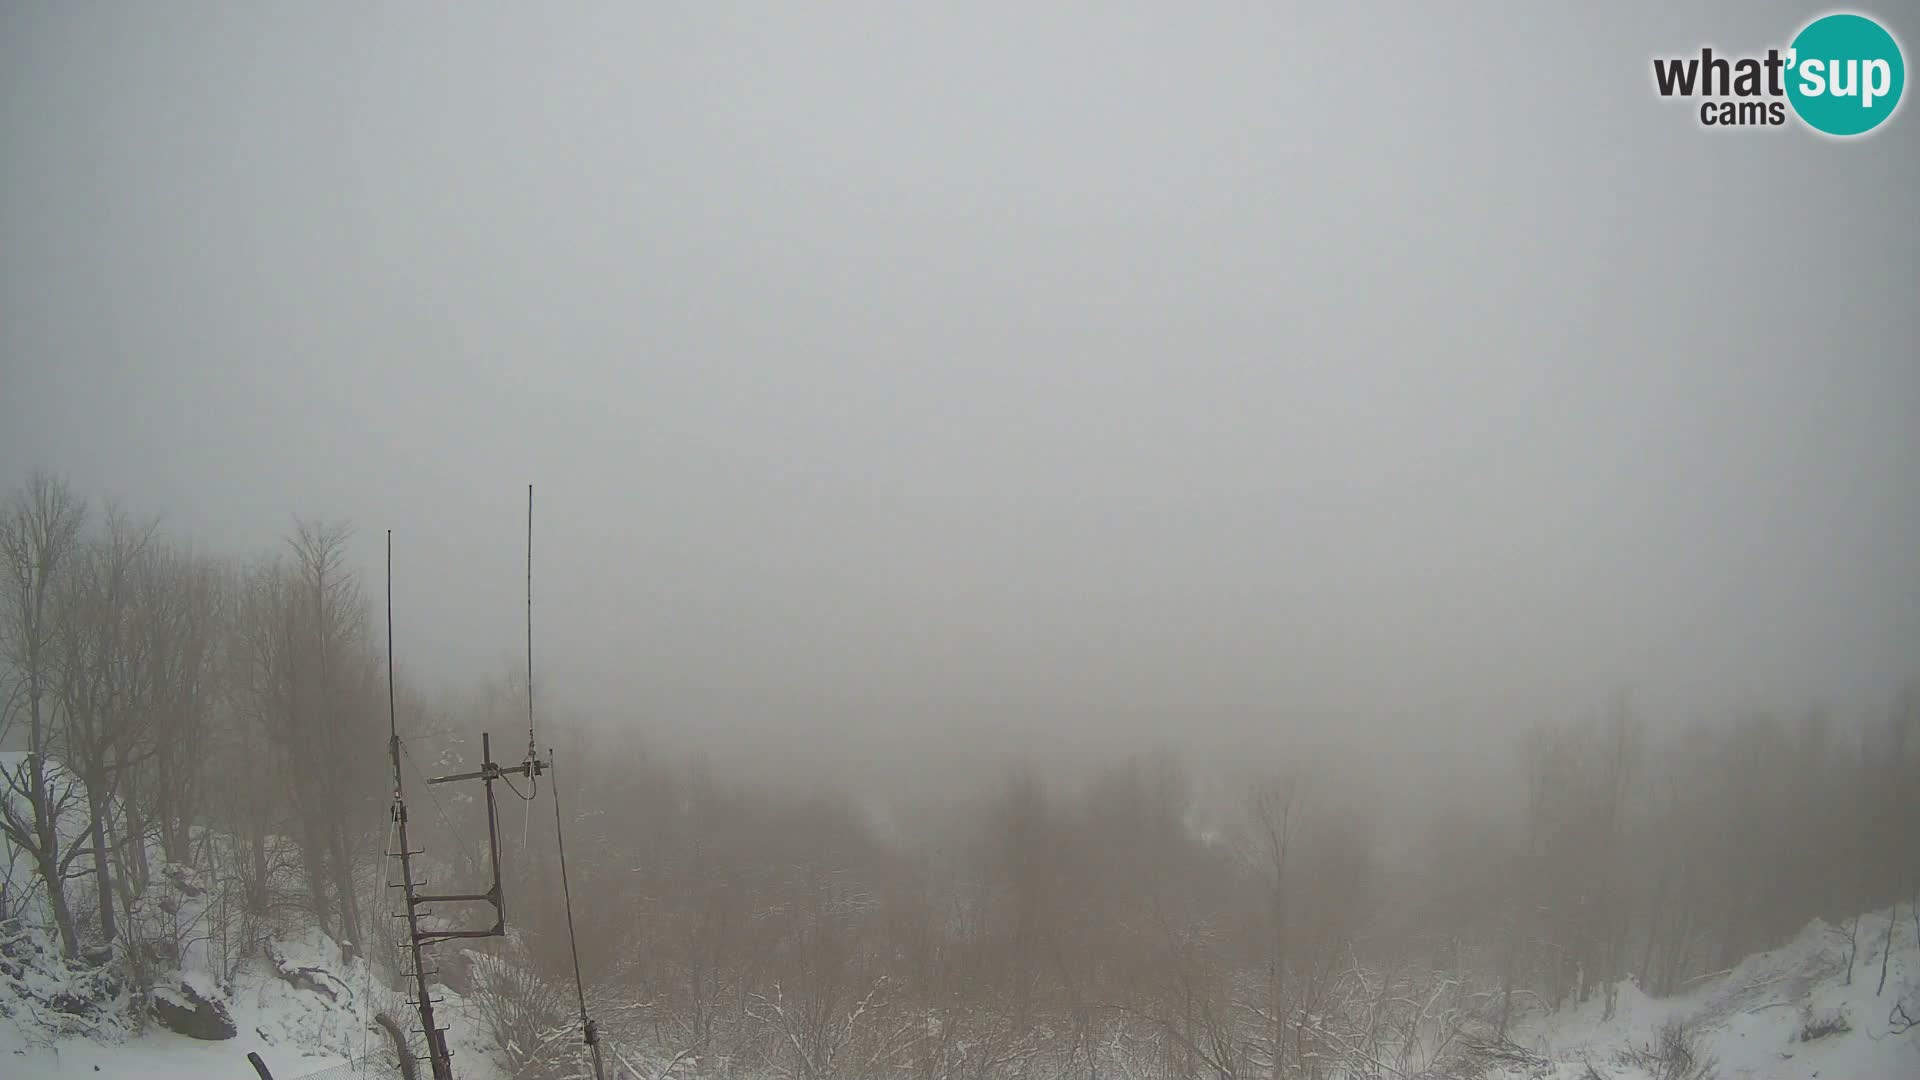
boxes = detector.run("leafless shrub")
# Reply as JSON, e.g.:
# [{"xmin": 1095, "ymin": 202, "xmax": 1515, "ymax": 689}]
[
  {"xmin": 1442, "ymin": 1033, "xmax": 1555, "ymax": 1079},
  {"xmin": 1612, "ymin": 1019, "xmax": 1716, "ymax": 1080},
  {"xmin": 465, "ymin": 939, "xmax": 577, "ymax": 1080},
  {"xmin": 1796, "ymin": 1009, "xmax": 1849, "ymax": 1041}
]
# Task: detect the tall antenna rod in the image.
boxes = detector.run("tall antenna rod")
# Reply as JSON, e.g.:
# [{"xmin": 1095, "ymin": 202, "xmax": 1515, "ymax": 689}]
[
  {"xmin": 388, "ymin": 532, "xmax": 456, "ymax": 1080},
  {"xmin": 529, "ymin": 486, "xmax": 605, "ymax": 1080},
  {"xmin": 388, "ymin": 532, "xmax": 397, "ymax": 745},
  {"xmin": 526, "ymin": 484, "xmax": 536, "ymax": 764}
]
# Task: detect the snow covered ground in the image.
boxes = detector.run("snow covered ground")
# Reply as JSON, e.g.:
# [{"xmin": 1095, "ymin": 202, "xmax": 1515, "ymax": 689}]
[
  {"xmin": 0, "ymin": 749, "xmax": 496, "ymax": 1079},
  {"xmin": 1495, "ymin": 907, "xmax": 1920, "ymax": 1080},
  {"xmin": 3, "ymin": 894, "xmax": 1915, "ymax": 1078},
  {"xmin": 2, "ymin": 928, "xmax": 506, "ymax": 1079}
]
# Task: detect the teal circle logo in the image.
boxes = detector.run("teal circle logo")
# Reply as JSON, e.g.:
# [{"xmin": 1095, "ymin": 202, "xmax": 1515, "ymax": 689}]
[{"xmin": 1786, "ymin": 13, "xmax": 1905, "ymax": 136}]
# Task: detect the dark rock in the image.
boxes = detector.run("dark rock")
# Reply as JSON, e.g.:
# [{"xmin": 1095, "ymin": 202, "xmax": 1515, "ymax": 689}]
[
  {"xmin": 49, "ymin": 991, "xmax": 97, "ymax": 1017},
  {"xmin": 0, "ymin": 932, "xmax": 37, "ymax": 962},
  {"xmin": 149, "ymin": 981, "xmax": 235, "ymax": 1040}
]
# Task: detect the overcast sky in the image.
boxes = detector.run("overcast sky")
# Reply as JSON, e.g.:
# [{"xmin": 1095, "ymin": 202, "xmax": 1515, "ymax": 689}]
[{"xmin": 3, "ymin": 3, "xmax": 1916, "ymax": 759}]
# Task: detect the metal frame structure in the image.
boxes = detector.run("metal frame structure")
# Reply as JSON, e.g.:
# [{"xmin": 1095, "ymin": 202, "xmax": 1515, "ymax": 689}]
[{"xmin": 373, "ymin": 488, "xmax": 603, "ymax": 1080}]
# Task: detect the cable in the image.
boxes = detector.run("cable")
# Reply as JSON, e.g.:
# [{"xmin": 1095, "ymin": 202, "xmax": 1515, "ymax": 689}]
[
  {"xmin": 364, "ymin": 812, "xmax": 397, "ymax": 1069},
  {"xmin": 499, "ymin": 771, "xmax": 536, "ymax": 802},
  {"xmin": 401, "ymin": 743, "xmax": 486, "ymax": 874},
  {"xmin": 549, "ymin": 749, "xmax": 594, "ymax": 1029},
  {"xmin": 521, "ymin": 782, "xmax": 534, "ymax": 857},
  {"xmin": 528, "ymin": 492, "xmax": 605, "ymax": 1078}
]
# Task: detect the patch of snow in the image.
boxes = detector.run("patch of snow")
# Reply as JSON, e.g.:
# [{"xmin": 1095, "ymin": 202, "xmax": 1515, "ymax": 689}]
[{"xmin": 1498, "ymin": 906, "xmax": 1920, "ymax": 1080}]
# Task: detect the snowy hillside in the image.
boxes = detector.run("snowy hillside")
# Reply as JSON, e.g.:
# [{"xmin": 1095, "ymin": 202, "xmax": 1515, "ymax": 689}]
[
  {"xmin": 6, "ymin": 744, "xmax": 1916, "ymax": 1078},
  {"xmin": 2, "ymin": 925, "xmax": 505, "ymax": 1079},
  {"xmin": 6, "ymin": 906, "xmax": 1916, "ymax": 1078},
  {"xmin": 0, "ymin": 750, "xmax": 486, "ymax": 1078},
  {"xmin": 1492, "ymin": 907, "xmax": 1920, "ymax": 1080}
]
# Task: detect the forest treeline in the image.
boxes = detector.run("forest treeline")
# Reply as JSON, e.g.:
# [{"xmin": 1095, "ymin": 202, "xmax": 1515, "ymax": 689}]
[{"xmin": 3, "ymin": 469, "xmax": 1916, "ymax": 1080}]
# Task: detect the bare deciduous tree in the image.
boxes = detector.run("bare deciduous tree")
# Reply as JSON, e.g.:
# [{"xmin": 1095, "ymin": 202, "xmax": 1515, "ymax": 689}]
[{"xmin": 0, "ymin": 472, "xmax": 89, "ymax": 958}]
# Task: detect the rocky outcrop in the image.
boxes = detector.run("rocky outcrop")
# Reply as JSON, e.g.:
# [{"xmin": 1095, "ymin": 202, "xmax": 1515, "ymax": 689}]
[{"xmin": 149, "ymin": 980, "xmax": 236, "ymax": 1040}]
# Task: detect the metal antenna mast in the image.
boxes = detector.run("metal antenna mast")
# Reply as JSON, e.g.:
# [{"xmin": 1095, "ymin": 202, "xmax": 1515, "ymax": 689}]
[
  {"xmin": 373, "ymin": 493, "xmax": 579, "ymax": 1080},
  {"xmin": 389, "ymin": 519, "xmax": 546, "ymax": 1080},
  {"xmin": 387, "ymin": 532, "xmax": 455, "ymax": 1080}
]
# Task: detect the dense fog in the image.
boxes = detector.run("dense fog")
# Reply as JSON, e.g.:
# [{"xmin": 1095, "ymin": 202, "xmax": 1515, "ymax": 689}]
[{"xmin": 3, "ymin": 3, "xmax": 1916, "ymax": 1079}]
